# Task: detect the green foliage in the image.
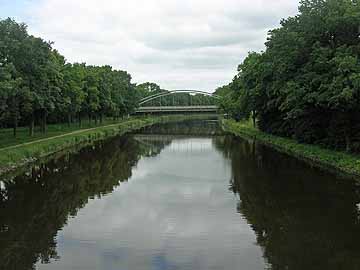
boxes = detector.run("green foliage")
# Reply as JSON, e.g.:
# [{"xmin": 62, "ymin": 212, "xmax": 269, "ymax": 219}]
[
  {"xmin": 220, "ymin": 0, "xmax": 360, "ymax": 152},
  {"xmin": 213, "ymin": 135, "xmax": 360, "ymax": 270},
  {"xmin": 0, "ymin": 115, "xmax": 212, "ymax": 174},
  {"xmin": 0, "ymin": 18, "xmax": 142, "ymax": 138},
  {"xmin": 223, "ymin": 119, "xmax": 360, "ymax": 178},
  {"xmin": 136, "ymin": 82, "xmax": 216, "ymax": 106},
  {"xmin": 136, "ymin": 82, "xmax": 162, "ymax": 97}
]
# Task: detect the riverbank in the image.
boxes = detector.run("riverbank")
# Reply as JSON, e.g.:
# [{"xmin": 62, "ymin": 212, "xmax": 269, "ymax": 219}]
[
  {"xmin": 222, "ymin": 119, "xmax": 360, "ymax": 179},
  {"xmin": 0, "ymin": 115, "xmax": 214, "ymax": 176},
  {"xmin": 0, "ymin": 119, "xmax": 128, "ymax": 149}
]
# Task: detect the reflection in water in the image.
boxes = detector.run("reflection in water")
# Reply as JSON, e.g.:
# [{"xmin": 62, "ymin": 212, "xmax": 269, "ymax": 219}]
[
  {"xmin": 0, "ymin": 137, "xmax": 169, "ymax": 270},
  {"xmin": 214, "ymin": 136, "xmax": 360, "ymax": 270},
  {"xmin": 0, "ymin": 120, "xmax": 359, "ymax": 270},
  {"xmin": 27, "ymin": 135, "xmax": 265, "ymax": 270},
  {"xmin": 136, "ymin": 119, "xmax": 223, "ymax": 136}
]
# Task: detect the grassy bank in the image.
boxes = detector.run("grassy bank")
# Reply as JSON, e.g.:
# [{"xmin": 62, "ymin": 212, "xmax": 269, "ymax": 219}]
[
  {"xmin": 222, "ymin": 119, "xmax": 360, "ymax": 179},
  {"xmin": 0, "ymin": 115, "xmax": 212, "ymax": 175},
  {"xmin": 0, "ymin": 119, "xmax": 126, "ymax": 148}
]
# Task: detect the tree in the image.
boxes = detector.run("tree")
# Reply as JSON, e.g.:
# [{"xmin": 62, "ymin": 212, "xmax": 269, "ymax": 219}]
[
  {"xmin": 61, "ymin": 63, "xmax": 86, "ymax": 126},
  {"xmin": 223, "ymin": 0, "xmax": 360, "ymax": 152}
]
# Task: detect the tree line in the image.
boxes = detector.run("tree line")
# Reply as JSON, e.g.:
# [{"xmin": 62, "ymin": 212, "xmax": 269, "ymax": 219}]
[
  {"xmin": 216, "ymin": 0, "xmax": 360, "ymax": 152},
  {"xmin": 0, "ymin": 18, "xmax": 216, "ymax": 139},
  {"xmin": 0, "ymin": 18, "xmax": 141, "ymax": 137},
  {"xmin": 136, "ymin": 82, "xmax": 215, "ymax": 106}
]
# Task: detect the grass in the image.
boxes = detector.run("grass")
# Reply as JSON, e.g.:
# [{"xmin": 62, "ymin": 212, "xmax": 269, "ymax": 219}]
[
  {"xmin": 0, "ymin": 115, "xmax": 213, "ymax": 175},
  {"xmin": 0, "ymin": 119, "xmax": 124, "ymax": 148},
  {"xmin": 222, "ymin": 119, "xmax": 360, "ymax": 179}
]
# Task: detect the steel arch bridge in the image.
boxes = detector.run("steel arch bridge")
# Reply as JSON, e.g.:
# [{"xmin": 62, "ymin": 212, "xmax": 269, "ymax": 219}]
[{"xmin": 138, "ymin": 90, "xmax": 220, "ymax": 106}]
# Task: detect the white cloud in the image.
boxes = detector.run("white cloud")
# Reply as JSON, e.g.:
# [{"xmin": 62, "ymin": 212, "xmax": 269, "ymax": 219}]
[{"xmin": 26, "ymin": 0, "xmax": 299, "ymax": 91}]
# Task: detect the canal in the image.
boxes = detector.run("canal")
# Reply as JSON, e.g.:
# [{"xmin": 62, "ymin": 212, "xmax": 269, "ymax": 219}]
[{"xmin": 0, "ymin": 119, "xmax": 360, "ymax": 270}]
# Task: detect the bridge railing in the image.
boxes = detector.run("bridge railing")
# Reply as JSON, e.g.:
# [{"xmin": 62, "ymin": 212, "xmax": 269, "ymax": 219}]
[
  {"xmin": 139, "ymin": 90, "xmax": 220, "ymax": 106},
  {"xmin": 135, "ymin": 105, "xmax": 218, "ymax": 113}
]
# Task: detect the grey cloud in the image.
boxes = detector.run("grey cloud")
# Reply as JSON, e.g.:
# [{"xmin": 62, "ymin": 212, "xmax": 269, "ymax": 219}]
[
  {"xmin": 138, "ymin": 28, "xmax": 263, "ymax": 51},
  {"xmin": 136, "ymin": 48, "xmax": 247, "ymax": 70},
  {"xmin": 26, "ymin": 0, "xmax": 299, "ymax": 91}
]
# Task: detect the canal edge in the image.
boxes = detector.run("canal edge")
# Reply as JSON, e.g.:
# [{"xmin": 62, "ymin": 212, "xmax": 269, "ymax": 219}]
[{"xmin": 221, "ymin": 119, "xmax": 360, "ymax": 181}]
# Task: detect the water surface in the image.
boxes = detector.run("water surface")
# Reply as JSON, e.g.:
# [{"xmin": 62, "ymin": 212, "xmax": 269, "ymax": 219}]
[{"xmin": 0, "ymin": 120, "xmax": 360, "ymax": 270}]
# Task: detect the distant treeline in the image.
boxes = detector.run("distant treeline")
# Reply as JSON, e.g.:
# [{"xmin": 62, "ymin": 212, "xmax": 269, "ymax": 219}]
[
  {"xmin": 0, "ymin": 18, "xmax": 139, "ymax": 136},
  {"xmin": 216, "ymin": 0, "xmax": 360, "ymax": 152},
  {"xmin": 136, "ymin": 82, "xmax": 215, "ymax": 106},
  {"xmin": 0, "ymin": 19, "xmax": 213, "ymax": 138}
]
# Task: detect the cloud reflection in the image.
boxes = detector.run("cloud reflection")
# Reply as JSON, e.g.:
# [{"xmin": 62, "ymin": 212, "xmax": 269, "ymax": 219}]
[{"xmin": 37, "ymin": 138, "xmax": 265, "ymax": 270}]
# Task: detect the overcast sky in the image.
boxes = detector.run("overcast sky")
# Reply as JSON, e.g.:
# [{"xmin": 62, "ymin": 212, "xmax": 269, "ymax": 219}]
[{"xmin": 1, "ymin": 0, "xmax": 299, "ymax": 92}]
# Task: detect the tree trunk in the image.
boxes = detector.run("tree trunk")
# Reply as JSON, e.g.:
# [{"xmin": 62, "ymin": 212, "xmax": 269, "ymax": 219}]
[
  {"xmin": 345, "ymin": 132, "xmax": 351, "ymax": 153},
  {"xmin": 343, "ymin": 112, "xmax": 352, "ymax": 153},
  {"xmin": 44, "ymin": 111, "xmax": 47, "ymax": 133},
  {"xmin": 29, "ymin": 113, "xmax": 34, "ymax": 136},
  {"xmin": 67, "ymin": 113, "xmax": 71, "ymax": 127},
  {"xmin": 252, "ymin": 110, "xmax": 256, "ymax": 128},
  {"xmin": 11, "ymin": 96, "xmax": 18, "ymax": 137},
  {"xmin": 41, "ymin": 110, "xmax": 48, "ymax": 134},
  {"xmin": 78, "ymin": 113, "xmax": 82, "ymax": 127},
  {"xmin": 40, "ymin": 111, "xmax": 44, "ymax": 133},
  {"xmin": 13, "ymin": 116, "xmax": 18, "ymax": 138}
]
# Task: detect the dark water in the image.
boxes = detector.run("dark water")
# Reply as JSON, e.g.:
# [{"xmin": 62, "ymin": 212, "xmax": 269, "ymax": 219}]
[{"xmin": 0, "ymin": 120, "xmax": 360, "ymax": 270}]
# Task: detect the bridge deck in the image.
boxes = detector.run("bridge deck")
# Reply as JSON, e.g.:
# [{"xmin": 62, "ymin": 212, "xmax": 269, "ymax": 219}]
[{"xmin": 135, "ymin": 106, "xmax": 218, "ymax": 113}]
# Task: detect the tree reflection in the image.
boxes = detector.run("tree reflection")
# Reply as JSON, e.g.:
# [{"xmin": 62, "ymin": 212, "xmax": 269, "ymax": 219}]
[
  {"xmin": 214, "ymin": 136, "xmax": 360, "ymax": 270},
  {"xmin": 137, "ymin": 119, "xmax": 222, "ymax": 136},
  {"xmin": 0, "ymin": 136, "xmax": 168, "ymax": 270}
]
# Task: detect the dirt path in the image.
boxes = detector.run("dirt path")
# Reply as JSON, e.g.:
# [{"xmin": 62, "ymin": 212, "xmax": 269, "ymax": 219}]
[{"xmin": 0, "ymin": 120, "xmax": 136, "ymax": 152}]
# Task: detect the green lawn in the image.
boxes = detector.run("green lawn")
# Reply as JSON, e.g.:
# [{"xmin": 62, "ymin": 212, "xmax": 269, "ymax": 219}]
[{"xmin": 0, "ymin": 119, "xmax": 127, "ymax": 149}]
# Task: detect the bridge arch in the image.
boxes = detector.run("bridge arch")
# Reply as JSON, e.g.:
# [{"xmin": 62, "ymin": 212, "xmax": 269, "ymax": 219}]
[{"xmin": 139, "ymin": 90, "xmax": 220, "ymax": 106}]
